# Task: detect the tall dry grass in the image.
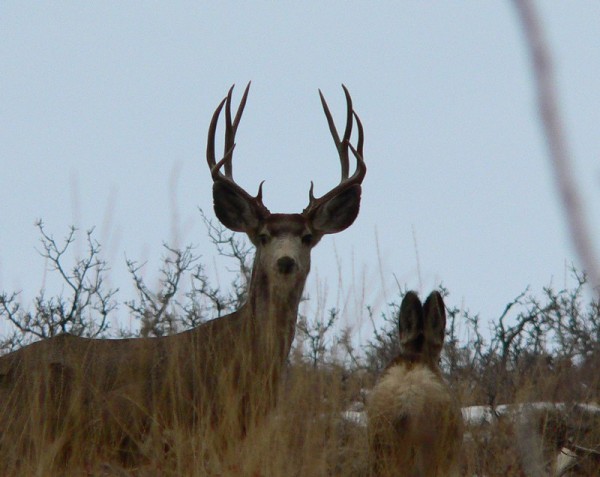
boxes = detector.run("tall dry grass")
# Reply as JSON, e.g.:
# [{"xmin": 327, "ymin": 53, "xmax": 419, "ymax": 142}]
[
  {"xmin": 0, "ymin": 351, "xmax": 372, "ymax": 476},
  {"xmin": 0, "ymin": 225, "xmax": 598, "ymax": 475},
  {"xmin": 2, "ymin": 347, "xmax": 598, "ymax": 476}
]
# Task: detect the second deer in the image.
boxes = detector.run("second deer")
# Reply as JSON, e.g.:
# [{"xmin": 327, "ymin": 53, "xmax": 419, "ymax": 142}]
[{"xmin": 367, "ymin": 291, "xmax": 463, "ymax": 477}]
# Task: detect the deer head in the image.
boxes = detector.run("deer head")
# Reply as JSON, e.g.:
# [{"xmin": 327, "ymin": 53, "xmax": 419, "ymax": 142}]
[{"xmin": 206, "ymin": 83, "xmax": 366, "ymax": 288}]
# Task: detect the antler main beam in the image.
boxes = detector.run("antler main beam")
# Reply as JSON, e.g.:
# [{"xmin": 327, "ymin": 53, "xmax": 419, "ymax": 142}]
[
  {"xmin": 303, "ymin": 85, "xmax": 366, "ymax": 216},
  {"xmin": 206, "ymin": 83, "xmax": 250, "ymax": 178},
  {"xmin": 206, "ymin": 82, "xmax": 269, "ymax": 217}
]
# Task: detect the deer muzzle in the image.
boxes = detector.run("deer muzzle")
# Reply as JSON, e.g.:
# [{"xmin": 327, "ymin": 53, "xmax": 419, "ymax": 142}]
[{"xmin": 276, "ymin": 256, "xmax": 297, "ymax": 275}]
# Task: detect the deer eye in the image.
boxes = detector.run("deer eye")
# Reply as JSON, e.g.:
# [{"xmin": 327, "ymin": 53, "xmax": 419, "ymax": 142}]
[
  {"xmin": 258, "ymin": 233, "xmax": 270, "ymax": 245},
  {"xmin": 301, "ymin": 233, "xmax": 313, "ymax": 246}
]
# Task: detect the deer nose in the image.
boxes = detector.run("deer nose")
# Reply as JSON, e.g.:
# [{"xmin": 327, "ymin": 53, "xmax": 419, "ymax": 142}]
[{"xmin": 277, "ymin": 256, "xmax": 297, "ymax": 275}]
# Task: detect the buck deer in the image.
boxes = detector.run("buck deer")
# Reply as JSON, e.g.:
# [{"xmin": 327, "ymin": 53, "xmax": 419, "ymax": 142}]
[
  {"xmin": 366, "ymin": 291, "xmax": 463, "ymax": 477},
  {"xmin": 0, "ymin": 84, "xmax": 366, "ymax": 466}
]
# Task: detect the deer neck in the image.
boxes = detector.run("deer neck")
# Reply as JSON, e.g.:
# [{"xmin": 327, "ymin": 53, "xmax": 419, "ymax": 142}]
[{"xmin": 241, "ymin": 253, "xmax": 308, "ymax": 359}]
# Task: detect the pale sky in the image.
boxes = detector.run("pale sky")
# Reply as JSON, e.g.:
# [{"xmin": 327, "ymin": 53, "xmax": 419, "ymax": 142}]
[{"xmin": 1, "ymin": 3, "xmax": 599, "ymax": 342}]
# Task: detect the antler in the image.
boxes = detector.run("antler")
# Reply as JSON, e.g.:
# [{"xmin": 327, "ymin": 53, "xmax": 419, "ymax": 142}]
[
  {"xmin": 302, "ymin": 85, "xmax": 366, "ymax": 217},
  {"xmin": 206, "ymin": 82, "xmax": 270, "ymax": 218}
]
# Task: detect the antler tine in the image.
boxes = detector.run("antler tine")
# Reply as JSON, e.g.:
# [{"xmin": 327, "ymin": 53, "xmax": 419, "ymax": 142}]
[
  {"xmin": 319, "ymin": 87, "xmax": 352, "ymax": 181},
  {"xmin": 233, "ymin": 82, "xmax": 251, "ymax": 131},
  {"xmin": 223, "ymin": 86, "xmax": 235, "ymax": 178},
  {"xmin": 352, "ymin": 110, "xmax": 364, "ymax": 161},
  {"xmin": 303, "ymin": 86, "xmax": 366, "ymax": 216},
  {"xmin": 347, "ymin": 111, "xmax": 366, "ymax": 183},
  {"xmin": 222, "ymin": 82, "xmax": 251, "ymax": 178},
  {"xmin": 207, "ymin": 97, "xmax": 227, "ymax": 173},
  {"xmin": 340, "ymin": 84, "xmax": 354, "ymax": 179}
]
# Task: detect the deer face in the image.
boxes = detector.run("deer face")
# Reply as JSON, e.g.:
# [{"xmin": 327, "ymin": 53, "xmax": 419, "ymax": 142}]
[
  {"xmin": 252, "ymin": 214, "xmax": 314, "ymax": 280},
  {"xmin": 212, "ymin": 181, "xmax": 361, "ymax": 285}
]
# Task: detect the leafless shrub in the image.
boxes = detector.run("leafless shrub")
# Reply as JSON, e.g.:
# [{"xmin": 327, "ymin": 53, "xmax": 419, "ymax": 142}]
[
  {"xmin": 361, "ymin": 270, "xmax": 599, "ymax": 412},
  {"xmin": 295, "ymin": 307, "xmax": 340, "ymax": 369},
  {"xmin": 124, "ymin": 212, "xmax": 253, "ymax": 337},
  {"xmin": 0, "ymin": 220, "xmax": 117, "ymax": 352},
  {"xmin": 125, "ymin": 244, "xmax": 199, "ymax": 337}
]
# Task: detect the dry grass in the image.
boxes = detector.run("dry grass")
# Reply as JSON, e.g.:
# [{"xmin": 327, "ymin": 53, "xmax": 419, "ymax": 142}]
[
  {"xmin": 0, "ymin": 354, "xmax": 369, "ymax": 476},
  {"xmin": 1, "ymin": 350, "xmax": 599, "ymax": 476}
]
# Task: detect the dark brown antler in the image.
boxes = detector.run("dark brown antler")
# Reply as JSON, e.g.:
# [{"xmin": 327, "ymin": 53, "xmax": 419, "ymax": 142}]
[
  {"xmin": 302, "ymin": 85, "xmax": 366, "ymax": 217},
  {"xmin": 206, "ymin": 82, "xmax": 270, "ymax": 218}
]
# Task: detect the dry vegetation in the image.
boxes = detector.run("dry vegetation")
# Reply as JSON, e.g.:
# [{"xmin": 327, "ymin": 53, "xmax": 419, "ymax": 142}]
[{"xmin": 0, "ymin": 219, "xmax": 599, "ymax": 476}]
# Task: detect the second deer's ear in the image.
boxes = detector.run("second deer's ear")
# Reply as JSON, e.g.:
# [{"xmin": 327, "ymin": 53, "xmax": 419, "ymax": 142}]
[
  {"xmin": 398, "ymin": 291, "xmax": 423, "ymax": 347},
  {"xmin": 307, "ymin": 185, "xmax": 362, "ymax": 235},
  {"xmin": 213, "ymin": 182, "xmax": 261, "ymax": 233},
  {"xmin": 423, "ymin": 291, "xmax": 446, "ymax": 348}
]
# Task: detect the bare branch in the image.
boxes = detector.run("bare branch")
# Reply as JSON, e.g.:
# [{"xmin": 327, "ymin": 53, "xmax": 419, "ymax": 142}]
[{"xmin": 0, "ymin": 224, "xmax": 117, "ymax": 346}]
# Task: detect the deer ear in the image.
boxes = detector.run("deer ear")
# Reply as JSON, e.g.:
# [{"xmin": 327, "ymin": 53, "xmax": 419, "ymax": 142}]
[
  {"xmin": 423, "ymin": 291, "xmax": 446, "ymax": 352},
  {"xmin": 213, "ymin": 182, "xmax": 260, "ymax": 232},
  {"xmin": 308, "ymin": 185, "xmax": 361, "ymax": 234},
  {"xmin": 398, "ymin": 291, "xmax": 423, "ymax": 348}
]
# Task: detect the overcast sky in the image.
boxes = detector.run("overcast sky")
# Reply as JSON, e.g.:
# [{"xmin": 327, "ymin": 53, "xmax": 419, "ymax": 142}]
[{"xmin": 1, "ymin": 3, "xmax": 599, "ymax": 342}]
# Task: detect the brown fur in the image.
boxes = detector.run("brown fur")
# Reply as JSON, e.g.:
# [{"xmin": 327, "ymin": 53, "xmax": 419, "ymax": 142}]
[
  {"xmin": 367, "ymin": 291, "xmax": 463, "ymax": 477},
  {"xmin": 0, "ymin": 280, "xmax": 302, "ymax": 463}
]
